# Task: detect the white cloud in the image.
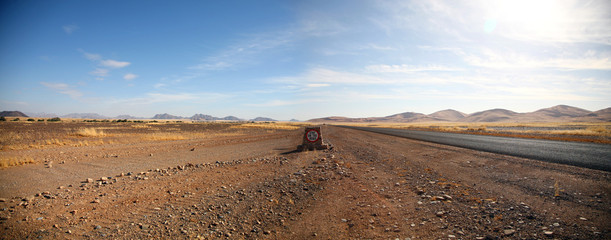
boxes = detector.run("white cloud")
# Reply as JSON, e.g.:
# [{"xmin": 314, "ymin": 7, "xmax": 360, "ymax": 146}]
[
  {"xmin": 190, "ymin": 30, "xmax": 293, "ymax": 71},
  {"xmin": 100, "ymin": 59, "xmax": 130, "ymax": 68},
  {"xmin": 83, "ymin": 52, "xmax": 102, "ymax": 61},
  {"xmin": 79, "ymin": 50, "xmax": 131, "ymax": 80},
  {"xmin": 376, "ymin": 0, "xmax": 611, "ymax": 45},
  {"xmin": 40, "ymin": 82, "xmax": 83, "ymax": 99},
  {"xmin": 123, "ymin": 73, "xmax": 138, "ymax": 80},
  {"xmin": 245, "ymin": 99, "xmax": 323, "ymax": 107},
  {"xmin": 305, "ymin": 83, "xmax": 330, "ymax": 88},
  {"xmin": 90, "ymin": 68, "xmax": 109, "ymax": 77},
  {"xmin": 462, "ymin": 49, "xmax": 611, "ymax": 70},
  {"xmin": 365, "ymin": 64, "xmax": 464, "ymax": 73},
  {"xmin": 62, "ymin": 24, "xmax": 79, "ymax": 34},
  {"xmin": 110, "ymin": 92, "xmax": 230, "ymax": 105}
]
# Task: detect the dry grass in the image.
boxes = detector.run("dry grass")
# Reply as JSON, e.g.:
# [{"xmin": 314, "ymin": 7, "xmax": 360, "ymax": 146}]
[
  {"xmin": 0, "ymin": 156, "xmax": 35, "ymax": 168},
  {"xmin": 231, "ymin": 122, "xmax": 307, "ymax": 130},
  {"xmin": 336, "ymin": 122, "xmax": 611, "ymax": 144},
  {"xmin": 341, "ymin": 122, "xmax": 611, "ymax": 137},
  {"xmin": 0, "ymin": 121, "xmax": 301, "ymax": 153},
  {"xmin": 140, "ymin": 132, "xmax": 187, "ymax": 141},
  {"xmin": 74, "ymin": 127, "xmax": 106, "ymax": 137},
  {"xmin": 131, "ymin": 124, "xmax": 152, "ymax": 129}
]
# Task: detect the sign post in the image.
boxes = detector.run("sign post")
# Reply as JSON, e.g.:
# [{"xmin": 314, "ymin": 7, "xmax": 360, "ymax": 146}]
[{"xmin": 298, "ymin": 126, "xmax": 329, "ymax": 151}]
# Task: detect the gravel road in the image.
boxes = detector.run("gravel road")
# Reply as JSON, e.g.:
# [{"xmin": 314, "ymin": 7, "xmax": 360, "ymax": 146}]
[{"xmin": 342, "ymin": 126, "xmax": 611, "ymax": 171}]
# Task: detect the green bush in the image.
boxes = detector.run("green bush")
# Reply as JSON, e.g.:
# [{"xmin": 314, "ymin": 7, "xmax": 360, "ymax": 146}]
[
  {"xmin": 37, "ymin": 119, "xmax": 45, "ymax": 122},
  {"xmin": 0, "ymin": 116, "xmax": 6, "ymax": 121},
  {"xmin": 12, "ymin": 118, "xmax": 19, "ymax": 121},
  {"xmin": 48, "ymin": 117, "xmax": 61, "ymax": 122},
  {"xmin": 27, "ymin": 118, "xmax": 35, "ymax": 121}
]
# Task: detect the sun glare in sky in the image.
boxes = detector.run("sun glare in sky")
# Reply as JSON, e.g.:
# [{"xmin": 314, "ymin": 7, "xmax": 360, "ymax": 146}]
[{"xmin": 0, "ymin": 0, "xmax": 609, "ymax": 120}]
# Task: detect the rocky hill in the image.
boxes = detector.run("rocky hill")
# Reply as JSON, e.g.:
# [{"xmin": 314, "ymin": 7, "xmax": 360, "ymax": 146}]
[
  {"xmin": 308, "ymin": 105, "xmax": 610, "ymax": 123},
  {"xmin": 152, "ymin": 113, "xmax": 185, "ymax": 120},
  {"xmin": 251, "ymin": 117, "xmax": 277, "ymax": 122},
  {"xmin": 0, "ymin": 111, "xmax": 28, "ymax": 117}
]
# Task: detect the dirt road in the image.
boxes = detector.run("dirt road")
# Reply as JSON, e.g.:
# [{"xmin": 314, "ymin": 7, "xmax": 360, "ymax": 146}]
[{"xmin": 0, "ymin": 126, "xmax": 609, "ymax": 239}]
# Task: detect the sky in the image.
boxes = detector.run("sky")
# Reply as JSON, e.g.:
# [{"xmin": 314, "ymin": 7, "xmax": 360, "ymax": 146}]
[{"xmin": 0, "ymin": 0, "xmax": 610, "ymax": 120}]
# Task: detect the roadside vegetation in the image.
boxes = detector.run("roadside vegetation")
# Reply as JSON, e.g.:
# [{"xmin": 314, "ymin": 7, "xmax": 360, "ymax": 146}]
[
  {"xmin": 0, "ymin": 120, "xmax": 306, "ymax": 154},
  {"xmin": 0, "ymin": 156, "xmax": 35, "ymax": 168},
  {"xmin": 339, "ymin": 122, "xmax": 611, "ymax": 144}
]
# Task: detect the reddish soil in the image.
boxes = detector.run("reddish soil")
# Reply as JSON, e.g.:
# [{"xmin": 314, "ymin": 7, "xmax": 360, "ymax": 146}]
[{"xmin": 0, "ymin": 125, "xmax": 609, "ymax": 239}]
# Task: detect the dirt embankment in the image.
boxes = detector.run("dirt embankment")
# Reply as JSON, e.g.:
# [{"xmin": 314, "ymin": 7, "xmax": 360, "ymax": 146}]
[{"xmin": 0, "ymin": 126, "xmax": 608, "ymax": 239}]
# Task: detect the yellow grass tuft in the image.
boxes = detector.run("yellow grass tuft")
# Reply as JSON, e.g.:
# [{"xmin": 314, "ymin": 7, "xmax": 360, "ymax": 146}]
[
  {"xmin": 0, "ymin": 156, "xmax": 35, "ymax": 168},
  {"xmin": 74, "ymin": 128, "xmax": 106, "ymax": 137},
  {"xmin": 141, "ymin": 133, "xmax": 186, "ymax": 141},
  {"xmin": 131, "ymin": 124, "xmax": 152, "ymax": 129},
  {"xmin": 231, "ymin": 122, "xmax": 305, "ymax": 130}
]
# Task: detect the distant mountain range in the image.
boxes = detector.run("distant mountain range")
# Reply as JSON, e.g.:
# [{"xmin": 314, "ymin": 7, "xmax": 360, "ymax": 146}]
[
  {"xmin": 308, "ymin": 105, "xmax": 611, "ymax": 123},
  {"xmin": 7, "ymin": 105, "xmax": 609, "ymax": 123},
  {"xmin": 19, "ymin": 112, "xmax": 281, "ymax": 122}
]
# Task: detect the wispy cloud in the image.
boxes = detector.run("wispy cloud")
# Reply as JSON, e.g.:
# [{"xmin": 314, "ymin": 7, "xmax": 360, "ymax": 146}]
[
  {"xmin": 190, "ymin": 31, "xmax": 293, "ymax": 71},
  {"xmin": 100, "ymin": 59, "xmax": 130, "ymax": 68},
  {"xmin": 373, "ymin": 0, "xmax": 611, "ymax": 46},
  {"xmin": 366, "ymin": 64, "xmax": 464, "ymax": 73},
  {"xmin": 62, "ymin": 24, "xmax": 79, "ymax": 34},
  {"xmin": 123, "ymin": 73, "xmax": 138, "ymax": 80},
  {"xmin": 79, "ymin": 50, "xmax": 132, "ymax": 80},
  {"xmin": 245, "ymin": 99, "xmax": 324, "ymax": 107},
  {"xmin": 110, "ymin": 92, "xmax": 230, "ymax": 105},
  {"xmin": 462, "ymin": 49, "xmax": 611, "ymax": 70},
  {"xmin": 40, "ymin": 82, "xmax": 83, "ymax": 99},
  {"xmin": 90, "ymin": 68, "xmax": 109, "ymax": 77},
  {"xmin": 83, "ymin": 52, "xmax": 102, "ymax": 61}
]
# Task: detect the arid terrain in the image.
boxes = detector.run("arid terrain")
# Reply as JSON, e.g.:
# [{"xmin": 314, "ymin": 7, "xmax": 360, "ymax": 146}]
[{"xmin": 0, "ymin": 121, "xmax": 609, "ymax": 239}]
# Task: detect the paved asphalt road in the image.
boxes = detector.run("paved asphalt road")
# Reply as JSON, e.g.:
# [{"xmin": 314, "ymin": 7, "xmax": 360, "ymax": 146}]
[{"xmin": 341, "ymin": 126, "xmax": 611, "ymax": 172}]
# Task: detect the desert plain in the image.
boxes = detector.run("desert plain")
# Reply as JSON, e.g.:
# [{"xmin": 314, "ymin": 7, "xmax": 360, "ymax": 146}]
[{"xmin": 0, "ymin": 119, "xmax": 609, "ymax": 239}]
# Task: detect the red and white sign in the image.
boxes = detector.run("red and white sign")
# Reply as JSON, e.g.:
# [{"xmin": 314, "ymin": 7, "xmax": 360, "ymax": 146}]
[{"xmin": 305, "ymin": 129, "xmax": 320, "ymax": 142}]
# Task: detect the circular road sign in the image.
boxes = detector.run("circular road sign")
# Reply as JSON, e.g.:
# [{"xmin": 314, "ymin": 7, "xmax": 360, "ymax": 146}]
[{"xmin": 306, "ymin": 129, "xmax": 320, "ymax": 143}]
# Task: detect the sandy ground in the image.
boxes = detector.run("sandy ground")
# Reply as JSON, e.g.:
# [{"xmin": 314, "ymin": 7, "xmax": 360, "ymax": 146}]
[{"xmin": 0, "ymin": 125, "xmax": 609, "ymax": 239}]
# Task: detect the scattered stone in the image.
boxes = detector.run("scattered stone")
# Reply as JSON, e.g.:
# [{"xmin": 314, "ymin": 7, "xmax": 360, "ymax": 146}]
[
  {"xmin": 86, "ymin": 178, "xmax": 94, "ymax": 183},
  {"xmin": 94, "ymin": 225, "xmax": 101, "ymax": 230},
  {"xmin": 0, "ymin": 198, "xmax": 6, "ymax": 202},
  {"xmin": 579, "ymin": 217, "xmax": 587, "ymax": 221},
  {"xmin": 503, "ymin": 229, "xmax": 515, "ymax": 235},
  {"xmin": 553, "ymin": 223, "xmax": 560, "ymax": 227},
  {"xmin": 544, "ymin": 231, "xmax": 553, "ymax": 235},
  {"xmin": 436, "ymin": 211, "xmax": 444, "ymax": 217}
]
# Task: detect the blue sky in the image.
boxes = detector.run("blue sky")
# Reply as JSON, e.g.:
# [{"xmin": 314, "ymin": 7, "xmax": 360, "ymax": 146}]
[{"xmin": 1, "ymin": 0, "xmax": 610, "ymax": 120}]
